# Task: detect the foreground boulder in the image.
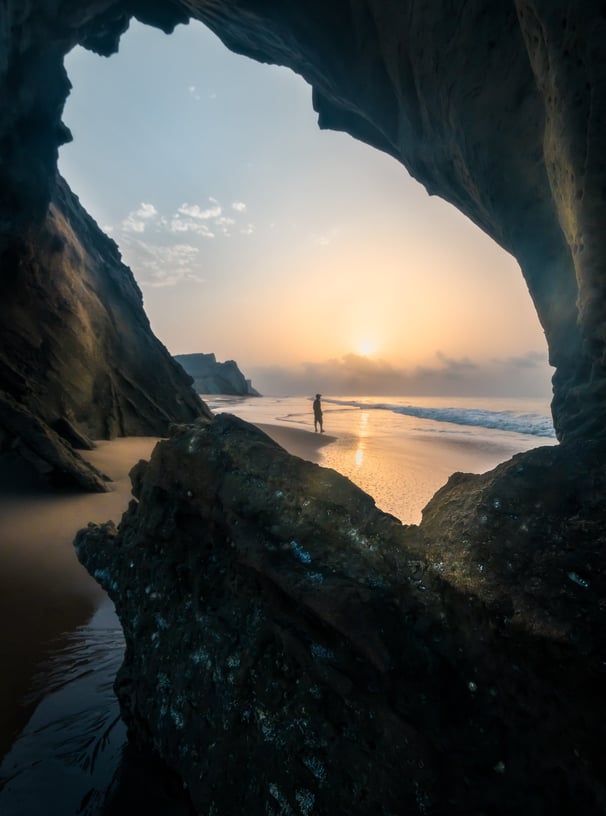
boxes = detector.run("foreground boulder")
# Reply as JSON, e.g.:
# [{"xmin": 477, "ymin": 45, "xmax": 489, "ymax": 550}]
[{"xmin": 76, "ymin": 415, "xmax": 606, "ymax": 815}]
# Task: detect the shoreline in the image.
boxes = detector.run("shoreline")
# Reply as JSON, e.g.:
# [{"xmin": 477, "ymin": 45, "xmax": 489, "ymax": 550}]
[
  {"xmin": 254, "ymin": 422, "xmax": 337, "ymax": 461},
  {"xmin": 0, "ymin": 437, "xmax": 158, "ymax": 761},
  {"xmin": 0, "ymin": 426, "xmax": 334, "ymax": 761}
]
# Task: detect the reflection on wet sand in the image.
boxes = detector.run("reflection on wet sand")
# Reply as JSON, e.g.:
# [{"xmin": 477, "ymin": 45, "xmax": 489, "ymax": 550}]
[
  {"xmin": 0, "ymin": 438, "xmax": 158, "ymax": 761},
  {"xmin": 0, "ymin": 601, "xmax": 195, "ymax": 815}
]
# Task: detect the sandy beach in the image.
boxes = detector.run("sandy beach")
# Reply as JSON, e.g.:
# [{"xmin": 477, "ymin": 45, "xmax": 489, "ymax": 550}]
[
  {"xmin": 0, "ymin": 438, "xmax": 158, "ymax": 760},
  {"xmin": 255, "ymin": 422, "xmax": 336, "ymax": 459}
]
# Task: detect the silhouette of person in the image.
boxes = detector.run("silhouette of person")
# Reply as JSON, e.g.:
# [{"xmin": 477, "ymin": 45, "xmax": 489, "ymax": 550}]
[{"xmin": 313, "ymin": 393, "xmax": 324, "ymax": 433}]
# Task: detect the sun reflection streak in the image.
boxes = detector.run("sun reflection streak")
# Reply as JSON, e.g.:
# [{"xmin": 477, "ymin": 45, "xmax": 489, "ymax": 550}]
[{"xmin": 355, "ymin": 412, "xmax": 369, "ymax": 466}]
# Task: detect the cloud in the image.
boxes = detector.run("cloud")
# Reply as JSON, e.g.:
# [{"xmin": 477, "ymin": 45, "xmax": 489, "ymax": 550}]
[
  {"xmin": 108, "ymin": 197, "xmax": 255, "ymax": 286},
  {"xmin": 170, "ymin": 217, "xmax": 215, "ymax": 238},
  {"xmin": 496, "ymin": 351, "xmax": 548, "ymax": 369},
  {"xmin": 435, "ymin": 351, "xmax": 477, "ymax": 372},
  {"xmin": 232, "ymin": 201, "xmax": 247, "ymax": 212},
  {"xmin": 188, "ymin": 84, "xmax": 200, "ymax": 101},
  {"xmin": 137, "ymin": 203, "xmax": 158, "ymax": 219},
  {"xmin": 121, "ymin": 202, "xmax": 158, "ymax": 233},
  {"xmin": 248, "ymin": 350, "xmax": 553, "ymax": 398},
  {"xmin": 177, "ymin": 202, "xmax": 222, "ymax": 220},
  {"xmin": 214, "ymin": 215, "xmax": 236, "ymax": 236},
  {"xmin": 122, "ymin": 240, "xmax": 204, "ymax": 288}
]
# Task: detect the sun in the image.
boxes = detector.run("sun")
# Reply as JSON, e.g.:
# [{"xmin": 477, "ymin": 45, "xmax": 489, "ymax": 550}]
[{"xmin": 357, "ymin": 339, "xmax": 375, "ymax": 357}]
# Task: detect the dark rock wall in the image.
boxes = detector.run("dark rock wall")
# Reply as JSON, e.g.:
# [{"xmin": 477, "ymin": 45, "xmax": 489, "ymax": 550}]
[
  {"xmin": 514, "ymin": 2, "xmax": 606, "ymax": 439},
  {"xmin": 0, "ymin": 175, "xmax": 209, "ymax": 488},
  {"xmin": 11, "ymin": 2, "xmax": 598, "ymax": 804},
  {"xmin": 0, "ymin": 1, "xmax": 128, "ymax": 238},
  {"xmin": 0, "ymin": 2, "xmax": 208, "ymax": 488}
]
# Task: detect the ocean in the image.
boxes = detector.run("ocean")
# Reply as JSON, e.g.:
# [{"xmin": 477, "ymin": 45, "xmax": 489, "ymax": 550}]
[{"xmin": 0, "ymin": 394, "xmax": 555, "ymax": 814}]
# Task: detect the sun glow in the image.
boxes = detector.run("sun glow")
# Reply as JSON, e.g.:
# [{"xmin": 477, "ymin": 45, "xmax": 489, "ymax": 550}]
[{"xmin": 357, "ymin": 339, "xmax": 375, "ymax": 357}]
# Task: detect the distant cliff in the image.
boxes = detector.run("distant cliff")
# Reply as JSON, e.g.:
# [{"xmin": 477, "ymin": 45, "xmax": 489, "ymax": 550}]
[{"xmin": 174, "ymin": 353, "xmax": 260, "ymax": 397}]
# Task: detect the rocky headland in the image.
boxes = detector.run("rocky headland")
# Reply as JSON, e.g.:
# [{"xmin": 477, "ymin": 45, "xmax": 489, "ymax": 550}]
[
  {"xmin": 175, "ymin": 353, "xmax": 260, "ymax": 397},
  {"xmin": 2, "ymin": 1, "xmax": 606, "ymax": 812}
]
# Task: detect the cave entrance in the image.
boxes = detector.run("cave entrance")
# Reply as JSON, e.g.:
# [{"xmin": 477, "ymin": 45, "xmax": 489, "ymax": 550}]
[
  {"xmin": 58, "ymin": 17, "xmax": 558, "ymax": 519},
  {"xmin": 59, "ymin": 19, "xmax": 551, "ymax": 403}
]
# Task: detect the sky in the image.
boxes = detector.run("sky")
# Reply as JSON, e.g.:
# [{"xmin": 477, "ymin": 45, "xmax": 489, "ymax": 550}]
[{"xmin": 58, "ymin": 19, "xmax": 553, "ymax": 399}]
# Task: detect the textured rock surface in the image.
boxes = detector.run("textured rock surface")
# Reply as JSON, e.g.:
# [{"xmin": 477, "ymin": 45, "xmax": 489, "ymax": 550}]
[
  {"xmin": 76, "ymin": 415, "xmax": 606, "ymax": 815},
  {"xmin": 421, "ymin": 440, "xmax": 606, "ymax": 646},
  {"xmin": 175, "ymin": 353, "xmax": 260, "ymax": 396},
  {"xmin": 0, "ymin": 3, "xmax": 208, "ymax": 487},
  {"xmin": 0, "ymin": 390, "xmax": 109, "ymax": 491},
  {"xmin": 0, "ymin": 175, "xmax": 209, "ymax": 488},
  {"xmin": 2, "ymin": 2, "xmax": 606, "ymax": 440}
]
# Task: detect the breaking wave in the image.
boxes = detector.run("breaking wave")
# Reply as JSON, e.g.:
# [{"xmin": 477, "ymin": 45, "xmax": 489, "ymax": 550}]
[{"xmin": 325, "ymin": 398, "xmax": 556, "ymax": 438}]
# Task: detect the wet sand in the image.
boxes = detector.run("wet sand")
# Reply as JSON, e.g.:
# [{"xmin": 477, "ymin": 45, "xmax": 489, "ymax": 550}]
[
  {"xmin": 318, "ymin": 418, "xmax": 546, "ymax": 524},
  {"xmin": 0, "ymin": 438, "xmax": 159, "ymax": 760},
  {"xmin": 245, "ymin": 410, "xmax": 549, "ymax": 525},
  {"xmin": 0, "ymin": 428, "xmax": 333, "ymax": 761},
  {"xmin": 255, "ymin": 422, "xmax": 337, "ymax": 460},
  {"xmin": 212, "ymin": 397, "xmax": 554, "ymax": 524}
]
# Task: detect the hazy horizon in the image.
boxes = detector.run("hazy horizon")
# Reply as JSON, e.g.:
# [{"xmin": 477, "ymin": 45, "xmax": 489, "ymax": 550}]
[
  {"xmin": 245, "ymin": 351, "xmax": 553, "ymax": 399},
  {"xmin": 59, "ymin": 19, "xmax": 552, "ymax": 400}
]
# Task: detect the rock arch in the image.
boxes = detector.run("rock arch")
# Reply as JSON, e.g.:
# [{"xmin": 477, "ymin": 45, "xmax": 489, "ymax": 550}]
[
  {"xmin": 3, "ymin": 5, "xmax": 606, "ymax": 811},
  {"xmin": 2, "ymin": 3, "xmax": 605, "ymax": 483}
]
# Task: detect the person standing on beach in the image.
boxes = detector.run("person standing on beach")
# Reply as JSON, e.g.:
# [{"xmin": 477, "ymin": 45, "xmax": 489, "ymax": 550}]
[{"xmin": 313, "ymin": 393, "xmax": 324, "ymax": 433}]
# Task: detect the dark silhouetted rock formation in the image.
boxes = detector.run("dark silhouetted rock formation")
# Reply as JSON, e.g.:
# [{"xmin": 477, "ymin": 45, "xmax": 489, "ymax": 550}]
[
  {"xmin": 175, "ymin": 353, "xmax": 260, "ymax": 396},
  {"xmin": 76, "ymin": 415, "xmax": 606, "ymax": 815},
  {"xmin": 0, "ymin": 176, "xmax": 209, "ymax": 489},
  {"xmin": 3, "ymin": 2, "xmax": 606, "ymax": 810}
]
